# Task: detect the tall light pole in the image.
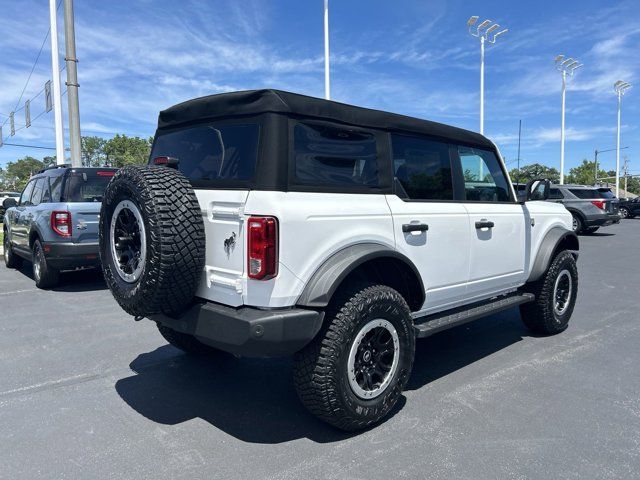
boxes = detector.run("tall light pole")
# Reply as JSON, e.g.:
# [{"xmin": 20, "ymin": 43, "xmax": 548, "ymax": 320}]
[
  {"xmin": 63, "ymin": 0, "xmax": 82, "ymax": 167},
  {"xmin": 554, "ymin": 55, "xmax": 583, "ymax": 184},
  {"xmin": 323, "ymin": 0, "xmax": 330, "ymax": 100},
  {"xmin": 467, "ymin": 16, "xmax": 508, "ymax": 136},
  {"xmin": 614, "ymin": 80, "xmax": 632, "ymax": 197},
  {"xmin": 49, "ymin": 0, "xmax": 65, "ymax": 165}
]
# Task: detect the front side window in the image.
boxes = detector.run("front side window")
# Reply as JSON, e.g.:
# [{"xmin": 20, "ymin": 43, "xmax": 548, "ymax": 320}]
[
  {"xmin": 457, "ymin": 146, "xmax": 511, "ymax": 202},
  {"xmin": 30, "ymin": 178, "xmax": 45, "ymax": 206},
  {"xmin": 391, "ymin": 134, "xmax": 453, "ymax": 200},
  {"xmin": 293, "ymin": 122, "xmax": 378, "ymax": 188},
  {"xmin": 20, "ymin": 180, "xmax": 36, "ymax": 206},
  {"xmin": 151, "ymin": 123, "xmax": 260, "ymax": 185}
]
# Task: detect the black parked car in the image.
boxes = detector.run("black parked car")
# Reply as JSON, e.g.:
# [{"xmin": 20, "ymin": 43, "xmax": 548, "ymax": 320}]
[{"xmin": 618, "ymin": 197, "xmax": 640, "ymax": 219}]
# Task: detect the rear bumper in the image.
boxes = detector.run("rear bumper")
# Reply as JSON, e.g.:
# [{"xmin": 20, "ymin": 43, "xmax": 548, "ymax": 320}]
[
  {"xmin": 44, "ymin": 242, "xmax": 100, "ymax": 269},
  {"xmin": 149, "ymin": 302, "xmax": 324, "ymax": 358},
  {"xmin": 584, "ymin": 213, "xmax": 620, "ymax": 227}
]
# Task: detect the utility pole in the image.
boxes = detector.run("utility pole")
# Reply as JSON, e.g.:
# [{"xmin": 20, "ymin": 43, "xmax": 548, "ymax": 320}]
[
  {"xmin": 63, "ymin": 0, "xmax": 82, "ymax": 167},
  {"xmin": 323, "ymin": 0, "xmax": 330, "ymax": 100},
  {"xmin": 49, "ymin": 0, "xmax": 65, "ymax": 165}
]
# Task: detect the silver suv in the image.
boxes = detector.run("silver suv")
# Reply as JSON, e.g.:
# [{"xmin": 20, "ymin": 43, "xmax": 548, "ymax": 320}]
[
  {"xmin": 3, "ymin": 166, "xmax": 118, "ymax": 287},
  {"xmin": 546, "ymin": 184, "xmax": 620, "ymax": 234}
]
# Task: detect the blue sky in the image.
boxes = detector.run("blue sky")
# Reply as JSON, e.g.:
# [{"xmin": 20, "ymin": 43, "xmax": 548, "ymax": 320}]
[{"xmin": 1, "ymin": 0, "xmax": 638, "ymax": 176}]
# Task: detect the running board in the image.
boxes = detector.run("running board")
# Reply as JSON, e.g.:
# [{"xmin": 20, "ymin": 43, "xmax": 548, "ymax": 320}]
[{"xmin": 413, "ymin": 292, "xmax": 535, "ymax": 338}]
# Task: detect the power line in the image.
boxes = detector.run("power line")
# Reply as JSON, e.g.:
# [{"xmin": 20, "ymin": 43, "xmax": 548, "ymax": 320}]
[{"xmin": 2, "ymin": 142, "xmax": 58, "ymax": 150}]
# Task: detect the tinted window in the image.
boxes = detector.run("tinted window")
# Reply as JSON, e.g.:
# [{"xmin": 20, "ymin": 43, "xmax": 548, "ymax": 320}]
[
  {"xmin": 20, "ymin": 181, "xmax": 36, "ymax": 206},
  {"xmin": 549, "ymin": 187, "xmax": 564, "ymax": 199},
  {"xmin": 391, "ymin": 134, "xmax": 452, "ymax": 200},
  {"xmin": 30, "ymin": 178, "xmax": 45, "ymax": 206},
  {"xmin": 151, "ymin": 123, "xmax": 260, "ymax": 184},
  {"xmin": 597, "ymin": 189, "xmax": 615, "ymax": 199},
  {"xmin": 63, "ymin": 170, "xmax": 116, "ymax": 202},
  {"xmin": 569, "ymin": 189, "xmax": 600, "ymax": 199},
  {"xmin": 49, "ymin": 176, "xmax": 63, "ymax": 202},
  {"xmin": 457, "ymin": 146, "xmax": 511, "ymax": 202},
  {"xmin": 294, "ymin": 122, "xmax": 378, "ymax": 187}
]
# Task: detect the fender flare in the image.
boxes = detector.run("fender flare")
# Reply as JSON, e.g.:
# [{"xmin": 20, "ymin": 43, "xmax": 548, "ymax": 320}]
[
  {"xmin": 527, "ymin": 227, "xmax": 579, "ymax": 282},
  {"xmin": 296, "ymin": 243, "xmax": 425, "ymax": 309}
]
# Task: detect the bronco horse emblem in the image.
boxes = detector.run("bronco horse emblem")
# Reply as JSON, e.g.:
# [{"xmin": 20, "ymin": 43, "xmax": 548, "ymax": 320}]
[{"xmin": 223, "ymin": 232, "xmax": 236, "ymax": 257}]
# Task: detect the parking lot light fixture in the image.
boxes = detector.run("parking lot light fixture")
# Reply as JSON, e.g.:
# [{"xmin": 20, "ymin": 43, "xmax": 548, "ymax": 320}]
[
  {"xmin": 555, "ymin": 55, "xmax": 583, "ymax": 184},
  {"xmin": 614, "ymin": 81, "xmax": 632, "ymax": 197},
  {"xmin": 467, "ymin": 16, "xmax": 508, "ymax": 136}
]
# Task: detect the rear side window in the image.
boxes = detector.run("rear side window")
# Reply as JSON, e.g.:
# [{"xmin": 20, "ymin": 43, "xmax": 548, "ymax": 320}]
[
  {"xmin": 293, "ymin": 122, "xmax": 378, "ymax": 188},
  {"xmin": 549, "ymin": 187, "xmax": 564, "ymax": 199},
  {"xmin": 63, "ymin": 170, "xmax": 116, "ymax": 202},
  {"xmin": 151, "ymin": 123, "xmax": 260, "ymax": 185},
  {"xmin": 597, "ymin": 189, "xmax": 615, "ymax": 199},
  {"xmin": 30, "ymin": 178, "xmax": 46, "ymax": 206},
  {"xmin": 391, "ymin": 134, "xmax": 453, "ymax": 200},
  {"xmin": 569, "ymin": 189, "xmax": 599, "ymax": 199},
  {"xmin": 49, "ymin": 176, "xmax": 64, "ymax": 202},
  {"xmin": 457, "ymin": 146, "xmax": 511, "ymax": 202}
]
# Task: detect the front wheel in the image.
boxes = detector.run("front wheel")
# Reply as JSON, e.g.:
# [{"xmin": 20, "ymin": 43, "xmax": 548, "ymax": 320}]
[
  {"xmin": 293, "ymin": 284, "xmax": 415, "ymax": 431},
  {"xmin": 3, "ymin": 233, "xmax": 22, "ymax": 269},
  {"xmin": 32, "ymin": 240, "xmax": 59, "ymax": 288},
  {"xmin": 619, "ymin": 207, "xmax": 629, "ymax": 219},
  {"xmin": 520, "ymin": 250, "xmax": 578, "ymax": 335}
]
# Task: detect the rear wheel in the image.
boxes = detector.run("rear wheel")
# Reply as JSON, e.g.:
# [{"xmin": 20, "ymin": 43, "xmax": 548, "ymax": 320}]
[
  {"xmin": 520, "ymin": 250, "xmax": 578, "ymax": 335},
  {"xmin": 32, "ymin": 240, "xmax": 59, "ymax": 288},
  {"xmin": 619, "ymin": 207, "xmax": 629, "ymax": 219},
  {"xmin": 293, "ymin": 284, "xmax": 415, "ymax": 431},
  {"xmin": 156, "ymin": 323, "xmax": 220, "ymax": 357},
  {"xmin": 3, "ymin": 233, "xmax": 22, "ymax": 269},
  {"xmin": 571, "ymin": 213, "xmax": 584, "ymax": 234}
]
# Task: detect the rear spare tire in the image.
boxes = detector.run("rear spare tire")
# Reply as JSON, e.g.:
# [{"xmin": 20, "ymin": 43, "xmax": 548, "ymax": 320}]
[{"xmin": 99, "ymin": 166, "xmax": 205, "ymax": 317}]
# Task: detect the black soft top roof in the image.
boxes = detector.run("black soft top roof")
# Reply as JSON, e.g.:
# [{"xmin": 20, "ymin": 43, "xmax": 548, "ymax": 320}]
[{"xmin": 158, "ymin": 89, "xmax": 493, "ymax": 149}]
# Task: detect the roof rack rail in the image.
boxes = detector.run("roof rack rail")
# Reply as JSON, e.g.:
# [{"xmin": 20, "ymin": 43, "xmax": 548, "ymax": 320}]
[{"xmin": 36, "ymin": 164, "xmax": 71, "ymax": 174}]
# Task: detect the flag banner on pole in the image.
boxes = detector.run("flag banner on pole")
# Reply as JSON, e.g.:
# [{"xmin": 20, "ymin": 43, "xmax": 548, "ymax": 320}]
[
  {"xmin": 25, "ymin": 100, "xmax": 31, "ymax": 128},
  {"xmin": 10, "ymin": 112, "xmax": 15, "ymax": 136},
  {"xmin": 45, "ymin": 80, "xmax": 53, "ymax": 112}
]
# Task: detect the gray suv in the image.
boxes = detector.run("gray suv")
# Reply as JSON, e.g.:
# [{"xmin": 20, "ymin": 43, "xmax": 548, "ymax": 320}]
[
  {"xmin": 546, "ymin": 184, "xmax": 620, "ymax": 234},
  {"xmin": 3, "ymin": 166, "xmax": 117, "ymax": 287}
]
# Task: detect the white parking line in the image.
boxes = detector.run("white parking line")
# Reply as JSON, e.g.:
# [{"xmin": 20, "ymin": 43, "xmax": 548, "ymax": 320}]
[{"xmin": 0, "ymin": 289, "xmax": 39, "ymax": 296}]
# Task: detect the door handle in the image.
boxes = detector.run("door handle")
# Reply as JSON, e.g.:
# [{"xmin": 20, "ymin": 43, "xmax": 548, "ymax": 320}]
[
  {"xmin": 402, "ymin": 223, "xmax": 429, "ymax": 233},
  {"xmin": 475, "ymin": 220, "xmax": 495, "ymax": 229}
]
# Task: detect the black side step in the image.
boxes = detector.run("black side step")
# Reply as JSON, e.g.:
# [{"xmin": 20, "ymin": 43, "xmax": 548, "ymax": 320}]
[{"xmin": 413, "ymin": 292, "xmax": 535, "ymax": 338}]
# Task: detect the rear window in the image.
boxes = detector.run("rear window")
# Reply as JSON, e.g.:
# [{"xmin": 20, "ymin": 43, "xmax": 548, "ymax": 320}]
[
  {"xmin": 569, "ymin": 189, "xmax": 600, "ymax": 199},
  {"xmin": 293, "ymin": 122, "xmax": 379, "ymax": 188},
  {"xmin": 151, "ymin": 123, "xmax": 260, "ymax": 185},
  {"xmin": 63, "ymin": 170, "xmax": 116, "ymax": 202},
  {"xmin": 597, "ymin": 188, "xmax": 615, "ymax": 199}
]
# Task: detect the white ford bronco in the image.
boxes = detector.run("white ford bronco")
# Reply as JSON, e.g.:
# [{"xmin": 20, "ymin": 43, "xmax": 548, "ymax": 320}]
[{"xmin": 99, "ymin": 90, "xmax": 579, "ymax": 431}]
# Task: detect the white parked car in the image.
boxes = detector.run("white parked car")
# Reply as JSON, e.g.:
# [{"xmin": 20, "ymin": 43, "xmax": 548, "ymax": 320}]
[{"xmin": 99, "ymin": 90, "xmax": 579, "ymax": 431}]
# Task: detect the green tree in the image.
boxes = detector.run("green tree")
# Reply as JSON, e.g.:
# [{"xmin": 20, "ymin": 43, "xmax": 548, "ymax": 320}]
[
  {"xmin": 81, "ymin": 136, "xmax": 107, "ymax": 167},
  {"xmin": 103, "ymin": 134, "xmax": 152, "ymax": 167},
  {"xmin": 565, "ymin": 159, "xmax": 606, "ymax": 185},
  {"xmin": 0, "ymin": 156, "xmax": 46, "ymax": 191},
  {"xmin": 509, "ymin": 163, "xmax": 560, "ymax": 184}
]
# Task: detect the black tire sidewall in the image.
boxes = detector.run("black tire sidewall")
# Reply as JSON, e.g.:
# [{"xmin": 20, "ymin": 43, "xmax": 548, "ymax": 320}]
[
  {"xmin": 335, "ymin": 287, "xmax": 415, "ymax": 424},
  {"xmin": 571, "ymin": 214, "xmax": 583, "ymax": 234},
  {"xmin": 543, "ymin": 252, "xmax": 578, "ymax": 330}
]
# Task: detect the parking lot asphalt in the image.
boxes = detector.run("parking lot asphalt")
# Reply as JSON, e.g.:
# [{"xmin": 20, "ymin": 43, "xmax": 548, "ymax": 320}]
[{"xmin": 1, "ymin": 220, "xmax": 639, "ymax": 480}]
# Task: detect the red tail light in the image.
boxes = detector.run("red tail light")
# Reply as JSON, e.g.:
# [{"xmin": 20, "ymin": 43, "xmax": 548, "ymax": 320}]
[
  {"xmin": 591, "ymin": 200, "xmax": 606, "ymax": 210},
  {"xmin": 247, "ymin": 216, "xmax": 278, "ymax": 280},
  {"xmin": 96, "ymin": 170, "xmax": 116, "ymax": 177},
  {"xmin": 51, "ymin": 211, "xmax": 72, "ymax": 237}
]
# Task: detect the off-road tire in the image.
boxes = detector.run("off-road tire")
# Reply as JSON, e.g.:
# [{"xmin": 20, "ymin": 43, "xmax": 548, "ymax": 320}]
[
  {"xmin": 520, "ymin": 250, "xmax": 578, "ymax": 335},
  {"xmin": 3, "ymin": 232, "xmax": 22, "ymax": 269},
  {"xmin": 156, "ymin": 323, "xmax": 220, "ymax": 357},
  {"xmin": 571, "ymin": 213, "xmax": 584, "ymax": 234},
  {"xmin": 99, "ymin": 166, "xmax": 205, "ymax": 317},
  {"xmin": 33, "ymin": 239, "xmax": 59, "ymax": 288},
  {"xmin": 293, "ymin": 284, "xmax": 415, "ymax": 431}
]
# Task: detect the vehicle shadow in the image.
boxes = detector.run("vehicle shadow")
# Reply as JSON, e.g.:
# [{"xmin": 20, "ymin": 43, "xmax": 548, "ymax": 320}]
[
  {"xmin": 16, "ymin": 262, "xmax": 107, "ymax": 292},
  {"xmin": 582, "ymin": 232, "xmax": 615, "ymax": 237},
  {"xmin": 115, "ymin": 308, "xmax": 527, "ymax": 444}
]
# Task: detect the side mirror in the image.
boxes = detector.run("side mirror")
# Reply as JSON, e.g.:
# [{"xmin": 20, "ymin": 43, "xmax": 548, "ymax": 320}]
[
  {"xmin": 2, "ymin": 197, "xmax": 18, "ymax": 209},
  {"xmin": 525, "ymin": 179, "xmax": 550, "ymax": 201}
]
